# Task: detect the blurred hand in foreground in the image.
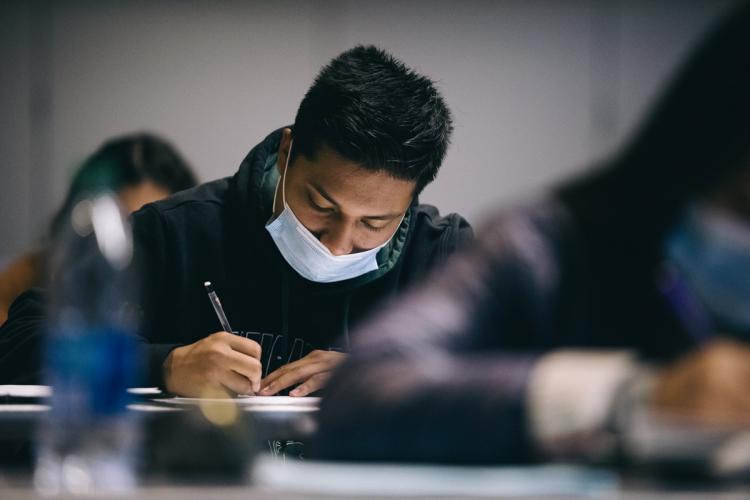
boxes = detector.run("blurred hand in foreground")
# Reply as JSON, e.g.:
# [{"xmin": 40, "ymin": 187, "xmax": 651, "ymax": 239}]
[{"xmin": 652, "ymin": 339, "xmax": 750, "ymax": 425}]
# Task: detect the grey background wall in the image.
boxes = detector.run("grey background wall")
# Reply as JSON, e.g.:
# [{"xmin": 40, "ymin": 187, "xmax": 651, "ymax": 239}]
[{"xmin": 0, "ymin": 0, "xmax": 738, "ymax": 263}]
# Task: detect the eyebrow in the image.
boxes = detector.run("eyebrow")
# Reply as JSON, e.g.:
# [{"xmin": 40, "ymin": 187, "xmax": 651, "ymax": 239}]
[{"xmin": 308, "ymin": 182, "xmax": 403, "ymax": 221}]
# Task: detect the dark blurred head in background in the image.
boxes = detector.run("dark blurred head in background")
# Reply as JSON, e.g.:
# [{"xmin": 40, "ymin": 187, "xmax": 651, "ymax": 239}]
[
  {"xmin": 556, "ymin": 0, "xmax": 750, "ymax": 338},
  {"xmin": 558, "ymin": 0, "xmax": 750, "ymax": 251},
  {"xmin": 50, "ymin": 133, "xmax": 197, "ymax": 239}
]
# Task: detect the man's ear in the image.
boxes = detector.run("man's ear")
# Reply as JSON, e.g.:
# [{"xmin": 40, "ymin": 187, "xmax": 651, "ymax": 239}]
[{"xmin": 276, "ymin": 128, "xmax": 293, "ymax": 175}]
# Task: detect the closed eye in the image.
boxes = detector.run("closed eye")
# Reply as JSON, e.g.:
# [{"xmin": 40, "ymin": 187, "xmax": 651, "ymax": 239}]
[
  {"xmin": 312, "ymin": 203, "xmax": 334, "ymax": 213},
  {"xmin": 362, "ymin": 220, "xmax": 389, "ymax": 232},
  {"xmin": 307, "ymin": 192, "xmax": 335, "ymax": 213}
]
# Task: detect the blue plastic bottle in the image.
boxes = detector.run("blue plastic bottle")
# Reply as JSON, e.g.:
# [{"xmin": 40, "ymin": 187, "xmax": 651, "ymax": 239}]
[{"xmin": 34, "ymin": 193, "xmax": 142, "ymax": 494}]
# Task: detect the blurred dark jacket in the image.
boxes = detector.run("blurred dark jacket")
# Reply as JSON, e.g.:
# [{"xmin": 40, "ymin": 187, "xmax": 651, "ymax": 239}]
[{"xmin": 312, "ymin": 1, "xmax": 750, "ymax": 463}]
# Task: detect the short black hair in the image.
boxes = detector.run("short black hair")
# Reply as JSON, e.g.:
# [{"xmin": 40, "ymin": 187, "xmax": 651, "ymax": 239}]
[
  {"xmin": 50, "ymin": 133, "xmax": 197, "ymax": 238},
  {"xmin": 292, "ymin": 45, "xmax": 453, "ymax": 194}
]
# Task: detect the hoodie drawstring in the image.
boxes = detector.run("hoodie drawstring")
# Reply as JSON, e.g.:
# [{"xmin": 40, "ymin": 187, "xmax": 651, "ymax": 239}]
[
  {"xmin": 281, "ymin": 266, "xmax": 289, "ymax": 338},
  {"xmin": 341, "ymin": 293, "xmax": 352, "ymax": 351}
]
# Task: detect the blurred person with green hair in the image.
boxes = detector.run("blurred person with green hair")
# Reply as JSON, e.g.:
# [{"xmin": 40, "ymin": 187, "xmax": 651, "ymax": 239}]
[{"xmin": 0, "ymin": 133, "xmax": 197, "ymax": 325}]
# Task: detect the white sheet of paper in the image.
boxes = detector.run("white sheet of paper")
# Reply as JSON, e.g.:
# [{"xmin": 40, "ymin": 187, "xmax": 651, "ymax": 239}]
[
  {"xmin": 127, "ymin": 387, "xmax": 163, "ymax": 395},
  {"xmin": 0, "ymin": 385, "xmax": 51, "ymax": 398},
  {"xmin": 155, "ymin": 396, "xmax": 320, "ymax": 406},
  {"xmin": 0, "ymin": 386, "xmax": 165, "ymax": 397},
  {"xmin": 0, "ymin": 404, "xmax": 50, "ymax": 412}
]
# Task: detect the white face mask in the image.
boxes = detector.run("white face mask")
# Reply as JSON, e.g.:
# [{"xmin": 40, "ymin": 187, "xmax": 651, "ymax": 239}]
[{"xmin": 265, "ymin": 140, "xmax": 403, "ymax": 283}]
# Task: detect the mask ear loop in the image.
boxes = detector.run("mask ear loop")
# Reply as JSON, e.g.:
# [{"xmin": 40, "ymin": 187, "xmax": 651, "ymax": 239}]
[{"xmin": 272, "ymin": 139, "xmax": 293, "ymax": 210}]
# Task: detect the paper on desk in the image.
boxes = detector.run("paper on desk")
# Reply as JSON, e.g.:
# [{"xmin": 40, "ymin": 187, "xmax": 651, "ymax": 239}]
[
  {"xmin": 0, "ymin": 386, "xmax": 165, "ymax": 398},
  {"xmin": 154, "ymin": 396, "xmax": 320, "ymax": 406},
  {"xmin": 0, "ymin": 404, "xmax": 50, "ymax": 412},
  {"xmin": 127, "ymin": 387, "xmax": 163, "ymax": 396},
  {"xmin": 0, "ymin": 385, "xmax": 51, "ymax": 398}
]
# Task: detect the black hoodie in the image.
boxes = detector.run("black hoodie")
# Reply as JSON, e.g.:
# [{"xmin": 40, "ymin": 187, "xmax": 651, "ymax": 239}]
[{"xmin": 0, "ymin": 128, "xmax": 472, "ymax": 386}]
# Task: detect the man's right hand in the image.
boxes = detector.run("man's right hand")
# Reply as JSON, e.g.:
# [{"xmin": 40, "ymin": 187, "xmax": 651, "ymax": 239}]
[
  {"xmin": 163, "ymin": 331, "xmax": 262, "ymax": 397},
  {"xmin": 652, "ymin": 339, "xmax": 750, "ymax": 425}
]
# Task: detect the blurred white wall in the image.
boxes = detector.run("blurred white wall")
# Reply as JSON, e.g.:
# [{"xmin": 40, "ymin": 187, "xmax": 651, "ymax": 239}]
[{"xmin": 0, "ymin": 0, "xmax": 738, "ymax": 261}]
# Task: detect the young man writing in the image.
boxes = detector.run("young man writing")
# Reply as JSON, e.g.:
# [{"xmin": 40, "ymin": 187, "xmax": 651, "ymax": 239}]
[{"xmin": 0, "ymin": 45, "xmax": 472, "ymax": 397}]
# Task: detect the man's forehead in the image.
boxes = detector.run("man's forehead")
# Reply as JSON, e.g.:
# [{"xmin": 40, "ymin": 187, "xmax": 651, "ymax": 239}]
[{"xmin": 293, "ymin": 147, "xmax": 415, "ymax": 214}]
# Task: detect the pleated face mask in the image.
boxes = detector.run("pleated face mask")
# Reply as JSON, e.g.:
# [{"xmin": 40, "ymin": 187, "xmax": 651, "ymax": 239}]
[{"xmin": 266, "ymin": 140, "xmax": 402, "ymax": 283}]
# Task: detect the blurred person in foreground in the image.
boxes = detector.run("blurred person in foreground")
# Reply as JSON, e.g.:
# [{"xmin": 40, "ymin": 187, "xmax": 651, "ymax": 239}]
[
  {"xmin": 0, "ymin": 46, "xmax": 471, "ymax": 393},
  {"xmin": 0, "ymin": 133, "xmax": 197, "ymax": 326},
  {"xmin": 313, "ymin": 2, "xmax": 750, "ymax": 464}
]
